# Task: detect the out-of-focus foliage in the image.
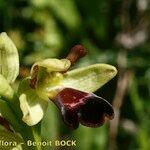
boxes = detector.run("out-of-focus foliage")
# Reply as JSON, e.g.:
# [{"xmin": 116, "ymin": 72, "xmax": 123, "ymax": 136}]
[{"xmin": 0, "ymin": 0, "xmax": 150, "ymax": 150}]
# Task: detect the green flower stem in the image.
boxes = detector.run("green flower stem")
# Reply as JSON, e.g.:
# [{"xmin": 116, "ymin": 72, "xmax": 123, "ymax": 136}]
[
  {"xmin": 31, "ymin": 124, "xmax": 42, "ymax": 150},
  {"xmin": 19, "ymin": 124, "xmax": 42, "ymax": 150}
]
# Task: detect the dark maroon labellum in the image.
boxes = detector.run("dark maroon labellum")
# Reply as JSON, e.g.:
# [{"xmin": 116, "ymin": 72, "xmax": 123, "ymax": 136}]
[{"xmin": 54, "ymin": 88, "xmax": 114, "ymax": 129}]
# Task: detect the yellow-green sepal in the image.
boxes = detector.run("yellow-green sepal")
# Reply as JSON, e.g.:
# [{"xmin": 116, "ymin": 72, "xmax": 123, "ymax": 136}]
[
  {"xmin": 62, "ymin": 64, "xmax": 117, "ymax": 93},
  {"xmin": 0, "ymin": 32, "xmax": 19, "ymax": 84}
]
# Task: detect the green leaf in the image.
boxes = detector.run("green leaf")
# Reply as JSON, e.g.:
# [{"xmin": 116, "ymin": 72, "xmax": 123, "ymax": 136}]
[
  {"xmin": 62, "ymin": 64, "xmax": 117, "ymax": 93},
  {"xmin": 0, "ymin": 32, "xmax": 19, "ymax": 84},
  {"xmin": 0, "ymin": 129, "xmax": 24, "ymax": 150},
  {"xmin": 18, "ymin": 78, "xmax": 48, "ymax": 126}
]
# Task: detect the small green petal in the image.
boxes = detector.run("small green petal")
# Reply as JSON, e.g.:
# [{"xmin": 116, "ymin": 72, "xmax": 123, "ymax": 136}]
[
  {"xmin": 62, "ymin": 63, "xmax": 117, "ymax": 93},
  {"xmin": 0, "ymin": 32, "xmax": 19, "ymax": 83},
  {"xmin": 31, "ymin": 58, "xmax": 71, "ymax": 73},
  {"xmin": 18, "ymin": 78, "xmax": 48, "ymax": 126}
]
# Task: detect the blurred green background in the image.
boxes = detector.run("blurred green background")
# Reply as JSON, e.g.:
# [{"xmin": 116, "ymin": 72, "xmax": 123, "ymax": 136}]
[{"xmin": 0, "ymin": 0, "xmax": 150, "ymax": 150}]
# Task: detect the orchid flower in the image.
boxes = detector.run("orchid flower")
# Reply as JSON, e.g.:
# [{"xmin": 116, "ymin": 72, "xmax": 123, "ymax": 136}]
[
  {"xmin": 18, "ymin": 45, "xmax": 117, "ymax": 129},
  {"xmin": 0, "ymin": 32, "xmax": 117, "ymax": 150}
]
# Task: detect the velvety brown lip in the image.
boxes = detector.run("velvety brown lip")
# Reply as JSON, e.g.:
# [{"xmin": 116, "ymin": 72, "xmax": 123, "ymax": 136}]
[{"xmin": 53, "ymin": 88, "xmax": 114, "ymax": 129}]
